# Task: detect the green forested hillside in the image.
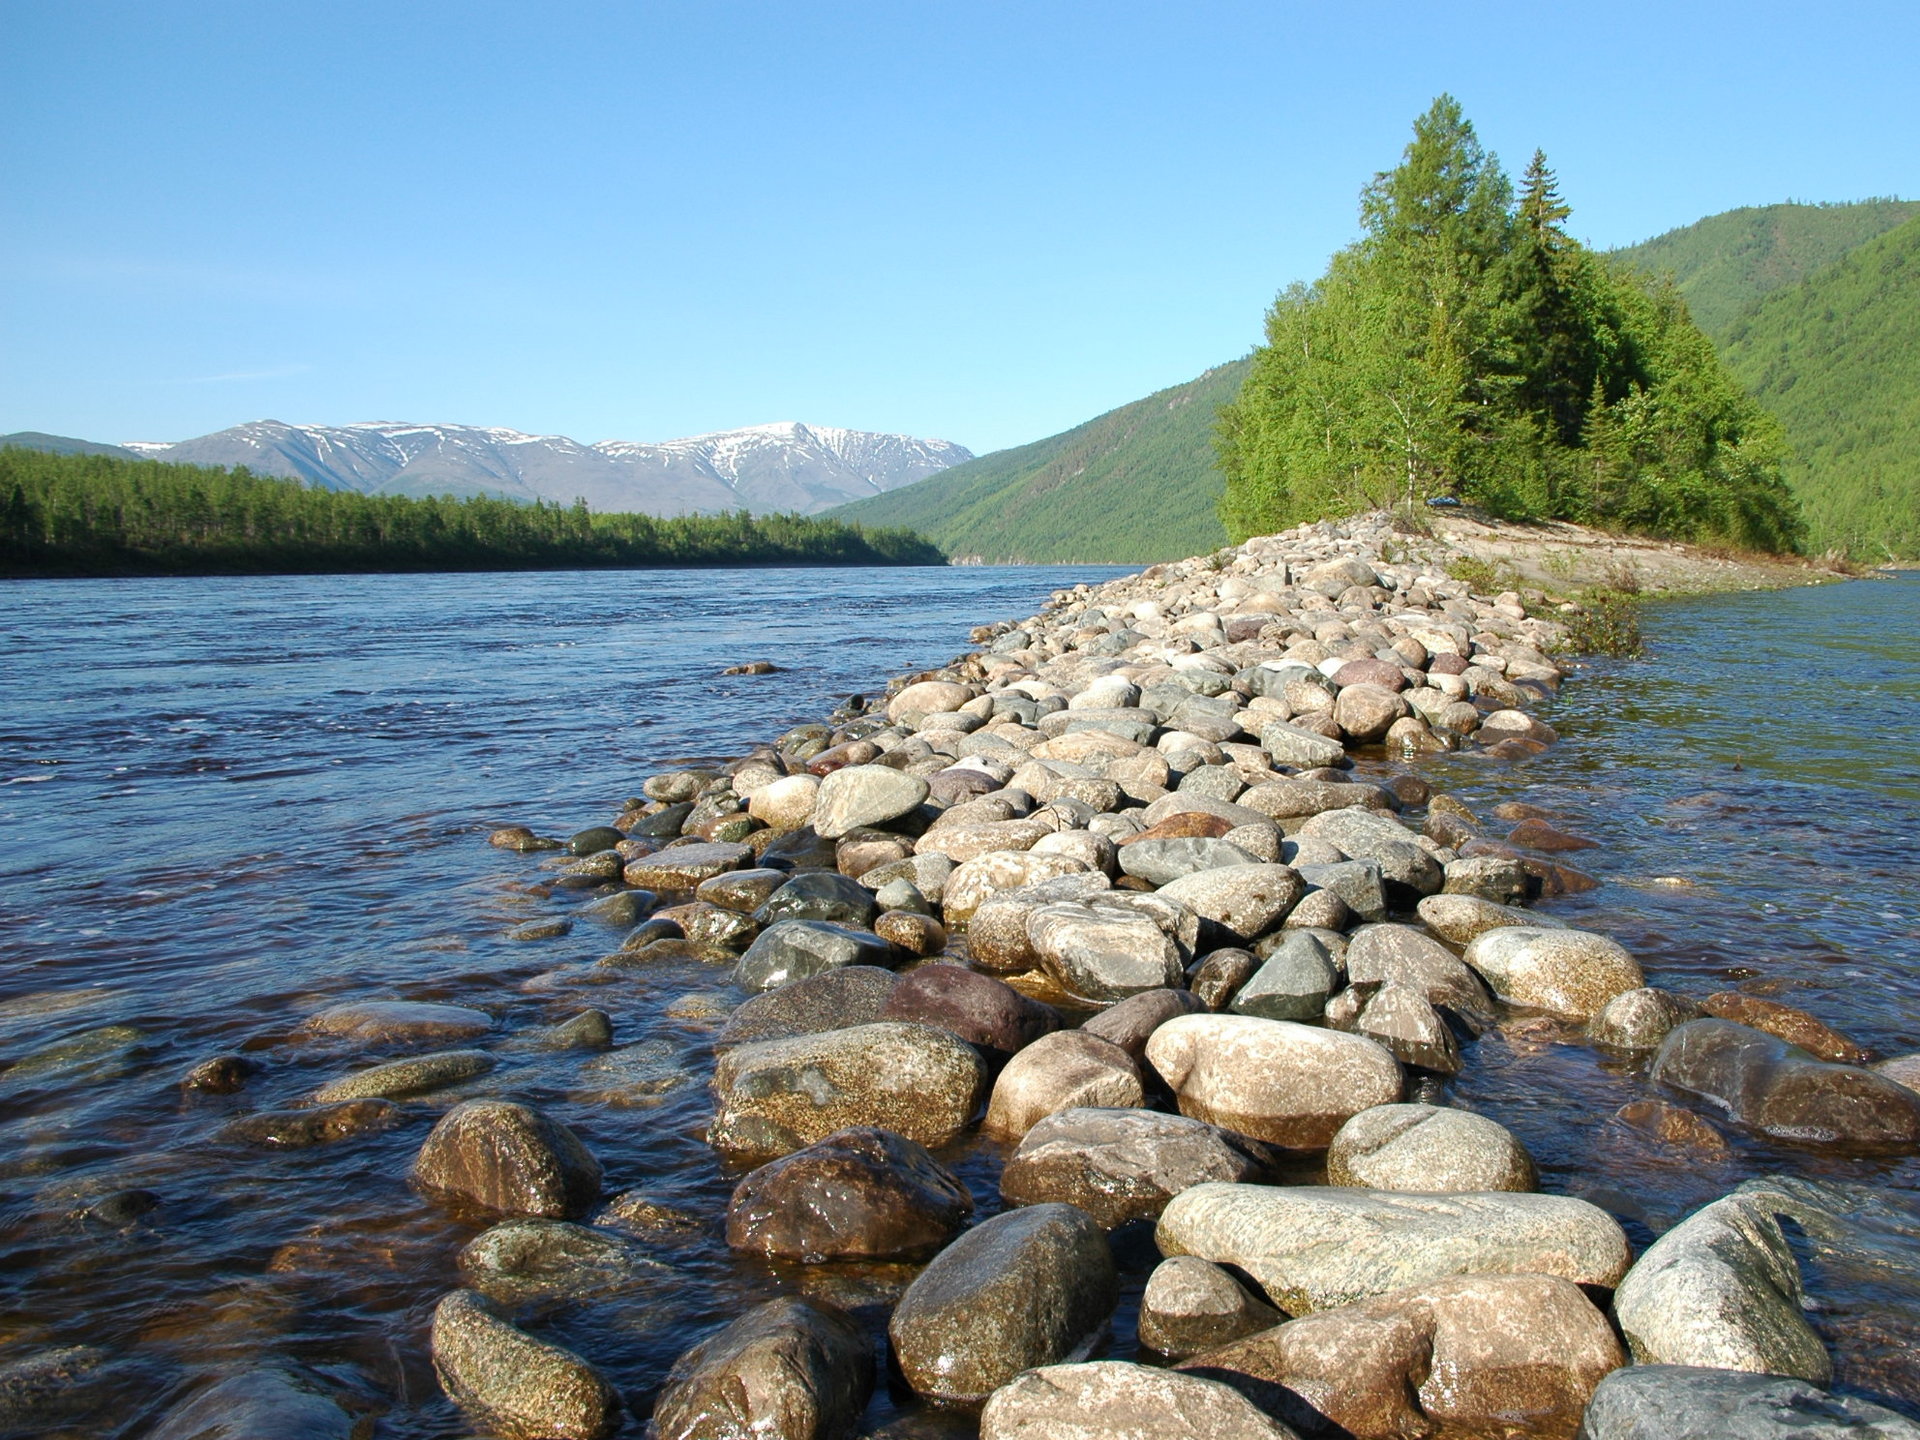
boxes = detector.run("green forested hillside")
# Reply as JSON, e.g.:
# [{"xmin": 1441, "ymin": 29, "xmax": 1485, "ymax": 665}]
[
  {"xmin": 2, "ymin": 431, "xmax": 145, "ymax": 460},
  {"xmin": 1612, "ymin": 200, "xmax": 1919, "ymax": 339},
  {"xmin": 828, "ymin": 361, "xmax": 1246, "ymax": 563},
  {"xmin": 0, "ymin": 449, "xmax": 946, "ymax": 577},
  {"xmin": 1718, "ymin": 215, "xmax": 1920, "ymax": 559}
]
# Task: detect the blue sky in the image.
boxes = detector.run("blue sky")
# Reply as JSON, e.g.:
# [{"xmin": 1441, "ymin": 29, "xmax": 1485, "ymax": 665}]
[{"xmin": 3, "ymin": 1, "xmax": 1916, "ymax": 454}]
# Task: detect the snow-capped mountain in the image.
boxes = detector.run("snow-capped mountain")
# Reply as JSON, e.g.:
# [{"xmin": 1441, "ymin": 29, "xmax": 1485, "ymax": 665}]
[{"xmin": 121, "ymin": 419, "xmax": 972, "ymax": 516}]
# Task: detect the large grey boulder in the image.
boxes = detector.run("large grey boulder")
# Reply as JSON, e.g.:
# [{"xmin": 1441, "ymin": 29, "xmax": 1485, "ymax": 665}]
[
  {"xmin": 1157, "ymin": 864, "xmax": 1306, "ymax": 945},
  {"xmin": 1118, "ymin": 838, "xmax": 1263, "ymax": 886},
  {"xmin": 651, "ymin": 1297, "xmax": 873, "ymax": 1440},
  {"xmin": 889, "ymin": 1204, "xmax": 1118, "ymax": 1405},
  {"xmin": 1000, "ymin": 1107, "xmax": 1263, "ymax": 1227},
  {"xmin": 979, "ymin": 1361, "xmax": 1298, "ymax": 1440},
  {"xmin": 1577, "ymin": 1365, "xmax": 1920, "ymax": 1440},
  {"xmin": 431, "ymin": 1290, "xmax": 618, "ymax": 1440},
  {"xmin": 708, "ymin": 1022, "xmax": 987, "ymax": 1162},
  {"xmin": 1260, "ymin": 720, "xmax": 1348, "ymax": 770},
  {"xmin": 713, "ymin": 965, "xmax": 900, "ymax": 1049},
  {"xmin": 1298, "ymin": 809, "xmax": 1443, "ymax": 902},
  {"xmin": 1156, "ymin": 1182, "xmax": 1631, "ymax": 1312},
  {"xmin": 811, "ymin": 764, "xmax": 929, "ymax": 838},
  {"xmin": 1230, "ymin": 932, "xmax": 1337, "ymax": 1021},
  {"xmin": 1612, "ymin": 1192, "xmax": 1831, "ymax": 1382}
]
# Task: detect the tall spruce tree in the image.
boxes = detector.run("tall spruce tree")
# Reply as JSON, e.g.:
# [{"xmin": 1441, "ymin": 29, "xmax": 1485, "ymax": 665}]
[{"xmin": 1218, "ymin": 99, "xmax": 1804, "ymax": 553}]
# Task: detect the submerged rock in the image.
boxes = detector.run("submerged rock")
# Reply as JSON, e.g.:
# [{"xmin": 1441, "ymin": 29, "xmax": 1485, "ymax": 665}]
[
  {"xmin": 1156, "ymin": 1182, "xmax": 1630, "ymax": 1312},
  {"xmin": 652, "ymin": 1297, "xmax": 873, "ymax": 1440},
  {"xmin": 303, "ymin": 1000, "xmax": 492, "ymax": 1046},
  {"xmin": 889, "ymin": 1203, "xmax": 1118, "ymax": 1405},
  {"xmin": 458, "ymin": 1219, "xmax": 669, "ymax": 1306},
  {"xmin": 312, "ymin": 1048, "xmax": 494, "ymax": 1103},
  {"xmin": 431, "ymin": 1289, "xmax": 617, "ymax": 1440},
  {"xmin": 726, "ymin": 1126, "xmax": 973, "ymax": 1261},
  {"xmin": 221, "ymin": 1099, "xmax": 398, "ymax": 1149},
  {"xmin": 1652, "ymin": 1018, "xmax": 1920, "ymax": 1151},
  {"xmin": 146, "ymin": 1367, "xmax": 365, "ymax": 1440}
]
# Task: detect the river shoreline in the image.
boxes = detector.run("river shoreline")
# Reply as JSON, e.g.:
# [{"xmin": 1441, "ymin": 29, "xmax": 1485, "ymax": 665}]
[{"xmin": 5, "ymin": 516, "xmax": 1916, "ymax": 1439}]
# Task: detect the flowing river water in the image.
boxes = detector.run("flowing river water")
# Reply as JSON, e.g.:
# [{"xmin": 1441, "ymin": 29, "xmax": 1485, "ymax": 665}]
[{"xmin": 1, "ymin": 564, "xmax": 1917, "ymax": 1434}]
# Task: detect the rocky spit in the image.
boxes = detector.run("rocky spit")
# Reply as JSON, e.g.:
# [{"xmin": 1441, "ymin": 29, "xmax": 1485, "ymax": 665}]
[{"xmin": 20, "ymin": 511, "xmax": 1918, "ymax": 1439}]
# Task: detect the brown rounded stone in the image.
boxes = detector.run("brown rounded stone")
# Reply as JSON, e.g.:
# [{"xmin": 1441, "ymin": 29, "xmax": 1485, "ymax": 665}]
[
  {"xmin": 1701, "ymin": 992, "xmax": 1870, "ymax": 1065},
  {"xmin": 413, "ymin": 1100, "xmax": 603, "ymax": 1219},
  {"xmin": 726, "ymin": 1126, "xmax": 973, "ymax": 1261}
]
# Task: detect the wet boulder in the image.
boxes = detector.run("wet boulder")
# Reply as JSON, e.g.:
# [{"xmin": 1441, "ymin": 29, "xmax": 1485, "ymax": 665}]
[
  {"xmin": 431, "ymin": 1289, "xmax": 618, "ymax": 1440},
  {"xmin": 752, "ymin": 872, "xmax": 879, "ymax": 928},
  {"xmin": 303, "ymin": 1000, "xmax": 493, "ymax": 1046},
  {"xmin": 652, "ymin": 1297, "xmax": 873, "ymax": 1440},
  {"xmin": 1612, "ymin": 1191, "xmax": 1831, "ymax": 1382},
  {"xmin": 312, "ymin": 1048, "xmax": 494, "ymax": 1103},
  {"xmin": 1001, "ymin": 1107, "xmax": 1263, "ymax": 1227},
  {"xmin": 876, "ymin": 962, "xmax": 1060, "ymax": 1060},
  {"xmin": 1137, "ymin": 1256, "xmax": 1284, "ymax": 1360},
  {"xmin": 458, "ymin": 1219, "xmax": 669, "ymax": 1306},
  {"xmin": 713, "ymin": 965, "xmax": 899, "ymax": 1049},
  {"xmin": 1182, "ymin": 1273, "xmax": 1621, "ymax": 1440},
  {"xmin": 1145, "ymin": 1014, "xmax": 1402, "ymax": 1149},
  {"xmin": 979, "ymin": 1361, "xmax": 1297, "ymax": 1440},
  {"xmin": 1325, "ymin": 1103, "xmax": 1536, "ymax": 1192},
  {"xmin": 734, "ymin": 919, "xmax": 896, "ymax": 992},
  {"xmin": 1461, "ymin": 925, "xmax": 1644, "ymax": 1019},
  {"xmin": 1652, "ymin": 1019, "xmax": 1920, "ymax": 1151},
  {"xmin": 1577, "ymin": 1364, "xmax": 1920, "ymax": 1440},
  {"xmin": 621, "ymin": 841, "xmax": 753, "ymax": 890},
  {"xmin": 1156, "ymin": 1183, "xmax": 1631, "ymax": 1313},
  {"xmin": 984, "ymin": 1031, "xmax": 1144, "ymax": 1139},
  {"xmin": 889, "ymin": 1204, "xmax": 1118, "ymax": 1406},
  {"xmin": 1589, "ymin": 986, "xmax": 1703, "ymax": 1051},
  {"xmin": 726, "ymin": 1126, "xmax": 973, "ymax": 1261},
  {"xmin": 1701, "ymin": 992, "xmax": 1870, "ymax": 1065},
  {"xmin": 708, "ymin": 1022, "xmax": 987, "ymax": 1162},
  {"xmin": 413, "ymin": 1100, "xmax": 603, "ymax": 1219}
]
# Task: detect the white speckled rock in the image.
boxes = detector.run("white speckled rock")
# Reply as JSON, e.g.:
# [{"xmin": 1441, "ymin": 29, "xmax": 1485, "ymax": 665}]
[
  {"xmin": 1325, "ymin": 1103, "xmax": 1536, "ymax": 1192},
  {"xmin": 1144, "ymin": 1014, "xmax": 1401, "ymax": 1149},
  {"xmin": 979, "ymin": 1360, "xmax": 1296, "ymax": 1440},
  {"xmin": 1155, "ymin": 1182, "xmax": 1630, "ymax": 1312},
  {"xmin": 1612, "ymin": 1192, "xmax": 1831, "ymax": 1383},
  {"xmin": 1461, "ymin": 925, "xmax": 1644, "ymax": 1019}
]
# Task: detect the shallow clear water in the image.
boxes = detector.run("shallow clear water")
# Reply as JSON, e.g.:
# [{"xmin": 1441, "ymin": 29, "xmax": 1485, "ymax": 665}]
[{"xmin": 1, "ymin": 565, "xmax": 1917, "ymax": 1432}]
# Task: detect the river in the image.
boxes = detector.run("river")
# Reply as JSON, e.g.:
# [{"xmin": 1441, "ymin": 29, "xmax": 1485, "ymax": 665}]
[{"xmin": 1, "ymin": 565, "xmax": 1916, "ymax": 1433}]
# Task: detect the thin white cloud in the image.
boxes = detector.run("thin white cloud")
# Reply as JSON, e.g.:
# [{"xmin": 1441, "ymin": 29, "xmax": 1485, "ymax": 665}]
[{"xmin": 165, "ymin": 363, "xmax": 314, "ymax": 385}]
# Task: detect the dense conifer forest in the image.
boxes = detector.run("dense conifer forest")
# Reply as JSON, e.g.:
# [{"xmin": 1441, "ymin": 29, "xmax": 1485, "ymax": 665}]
[
  {"xmin": 1218, "ymin": 98, "xmax": 1805, "ymax": 554},
  {"xmin": 0, "ymin": 449, "xmax": 947, "ymax": 577}
]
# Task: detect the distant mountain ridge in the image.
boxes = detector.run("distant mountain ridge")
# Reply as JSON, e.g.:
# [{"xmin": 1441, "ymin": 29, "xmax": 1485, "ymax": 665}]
[
  {"xmin": 828, "ymin": 361, "xmax": 1248, "ymax": 563},
  {"xmin": 88, "ymin": 419, "xmax": 972, "ymax": 516}
]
